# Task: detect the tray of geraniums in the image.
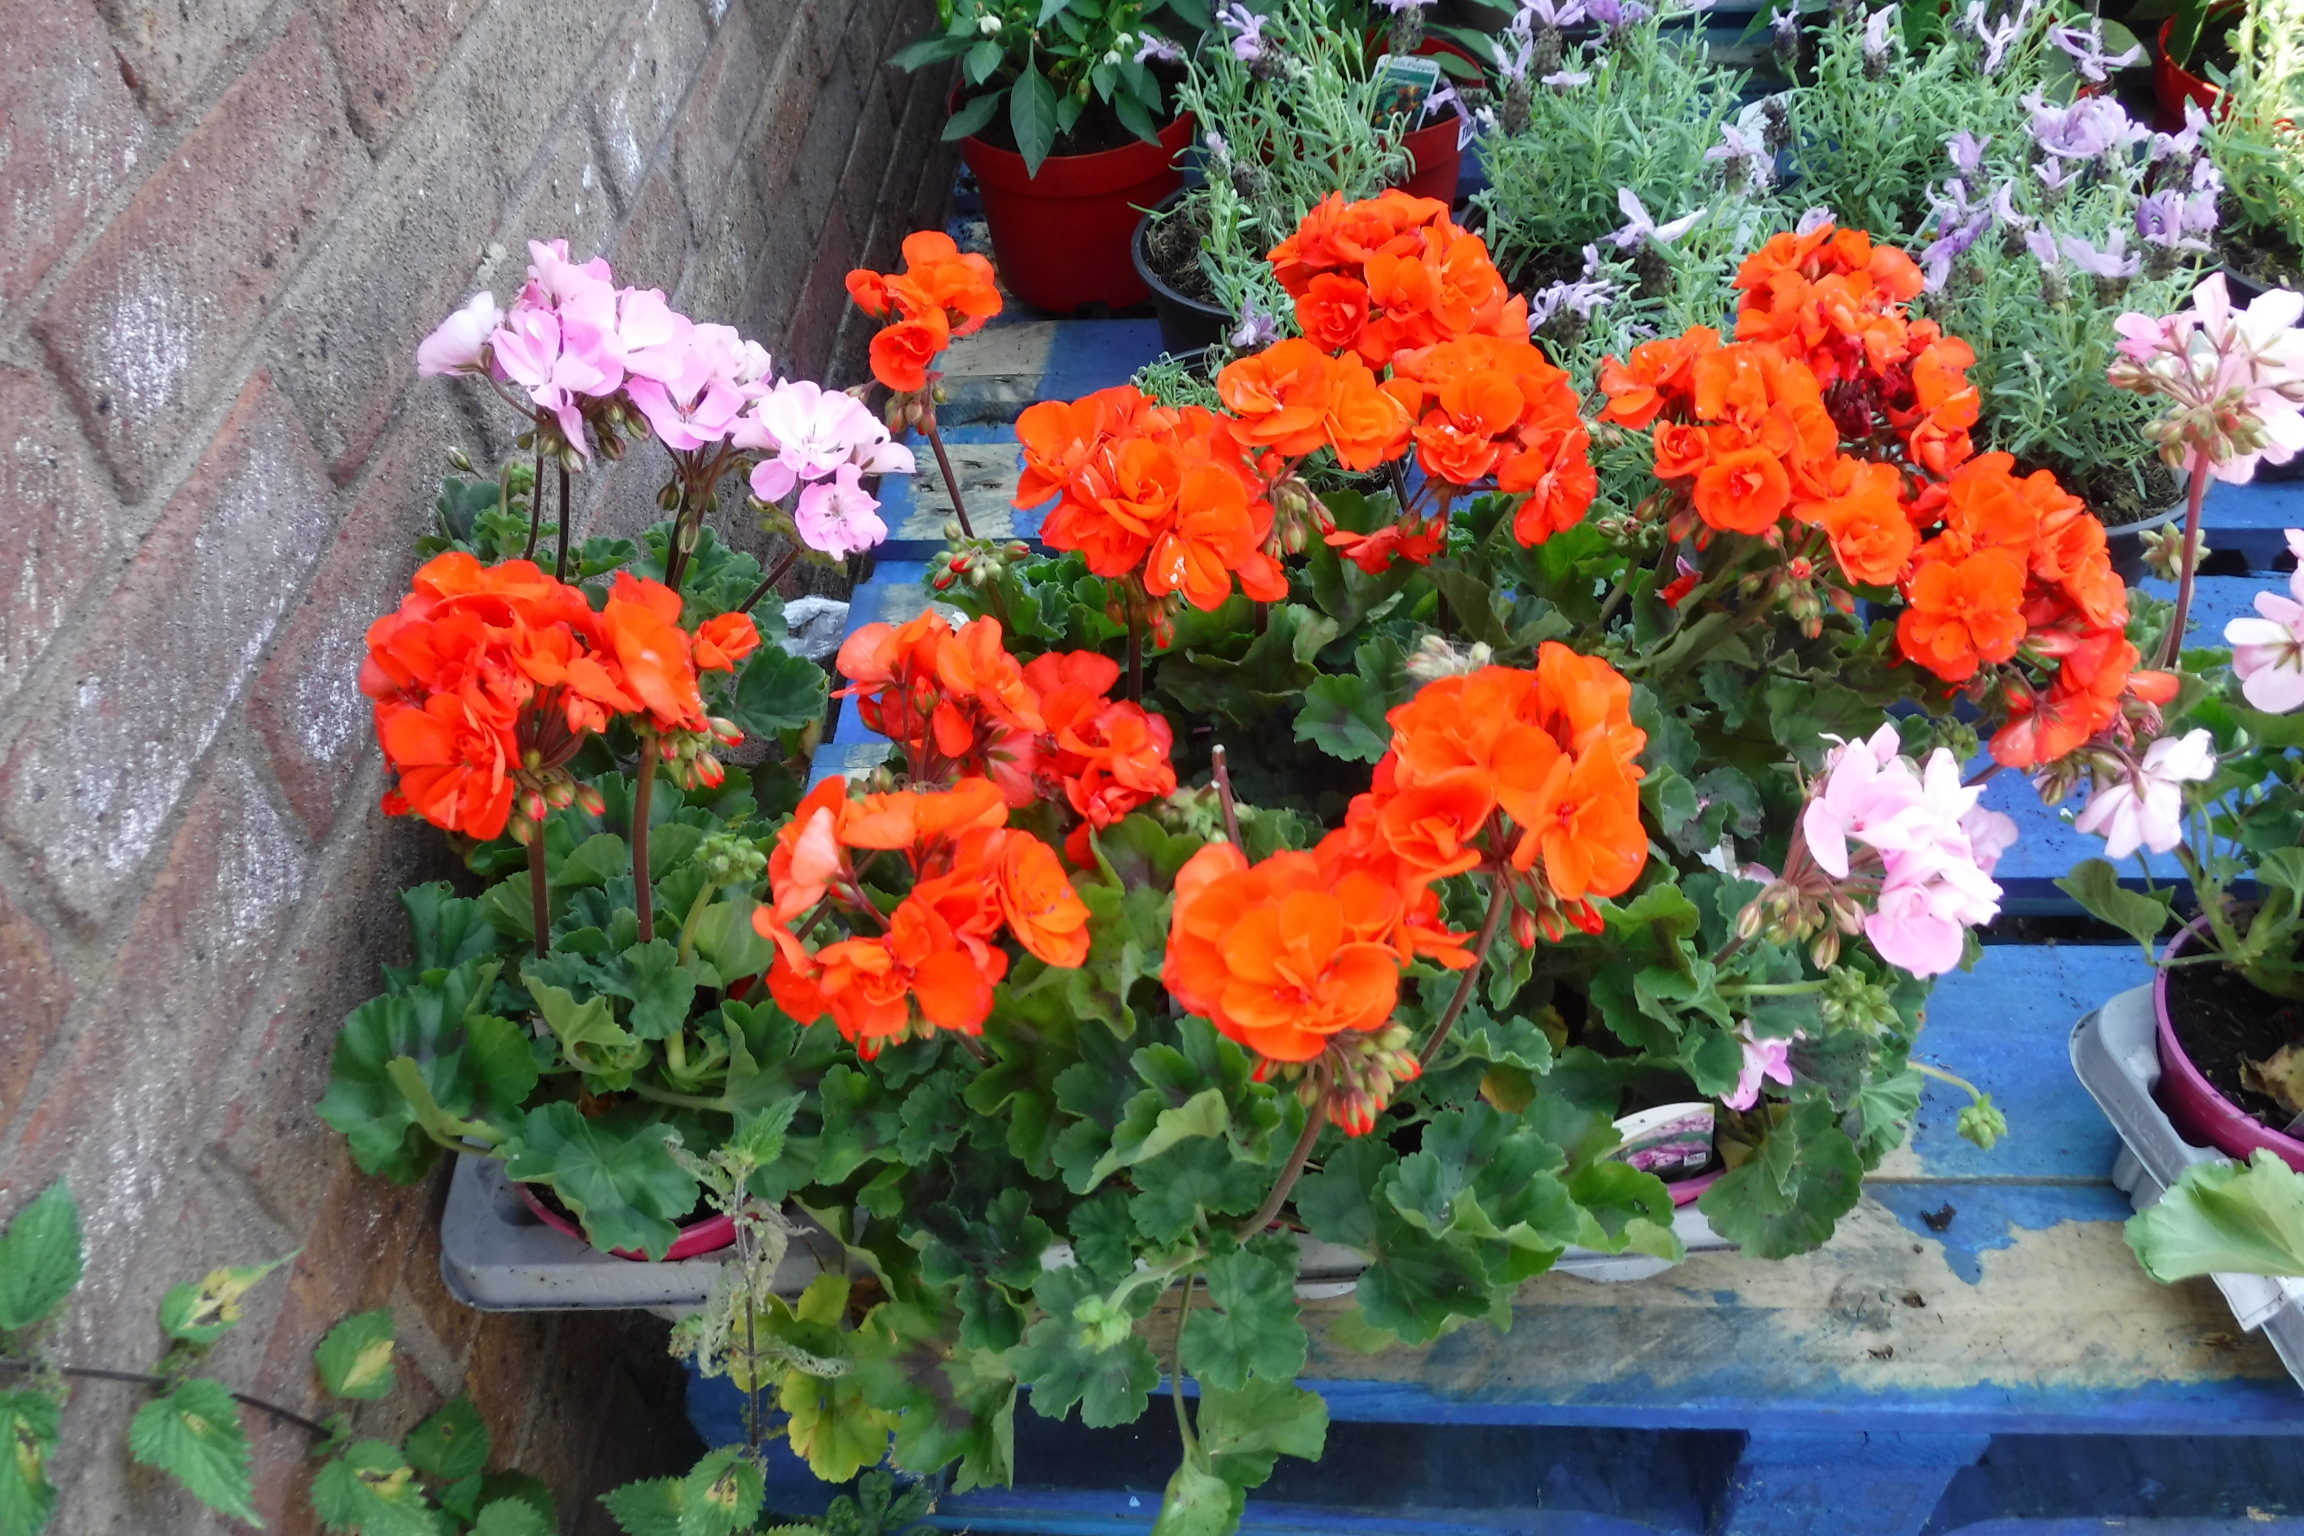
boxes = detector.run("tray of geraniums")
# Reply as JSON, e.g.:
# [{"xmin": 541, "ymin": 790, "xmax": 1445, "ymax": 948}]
[{"xmin": 319, "ymin": 204, "xmax": 2162, "ymax": 1531}]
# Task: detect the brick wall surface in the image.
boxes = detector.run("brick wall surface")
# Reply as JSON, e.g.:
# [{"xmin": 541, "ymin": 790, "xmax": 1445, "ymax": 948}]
[{"xmin": 0, "ymin": 0, "xmax": 960, "ymax": 1530}]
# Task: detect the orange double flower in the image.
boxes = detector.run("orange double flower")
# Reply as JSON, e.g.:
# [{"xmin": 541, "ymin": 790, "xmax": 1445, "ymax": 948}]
[
  {"xmin": 1017, "ymin": 385, "xmax": 1289, "ymax": 611},
  {"xmin": 1388, "ymin": 334, "xmax": 1597, "ymax": 542},
  {"xmin": 363, "ymin": 553, "xmax": 752, "ymax": 839},
  {"xmin": 757, "ymin": 777, "xmax": 1090, "ymax": 1056},
  {"xmin": 1022, "ymin": 652, "xmax": 1178, "ymax": 855},
  {"xmin": 1266, "ymin": 191, "xmax": 1526, "ymax": 368},
  {"xmin": 846, "ymin": 230, "xmax": 1003, "ymax": 393},
  {"xmin": 835, "ymin": 611, "xmax": 1044, "ymax": 801}
]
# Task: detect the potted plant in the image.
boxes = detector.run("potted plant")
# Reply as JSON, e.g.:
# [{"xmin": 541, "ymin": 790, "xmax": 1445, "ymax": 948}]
[
  {"xmin": 1133, "ymin": 0, "xmax": 1455, "ymax": 355},
  {"xmin": 2046, "ymin": 270, "xmax": 2304, "ymax": 1168},
  {"xmin": 890, "ymin": 0, "xmax": 1200, "ymax": 313},
  {"xmin": 2200, "ymin": 0, "xmax": 2304, "ymax": 305},
  {"xmin": 317, "ymin": 238, "xmax": 962, "ymax": 1260}
]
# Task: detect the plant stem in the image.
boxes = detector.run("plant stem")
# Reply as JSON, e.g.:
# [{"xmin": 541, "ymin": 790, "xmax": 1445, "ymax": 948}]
[
  {"xmin": 554, "ymin": 464, "xmax": 572, "ymax": 581},
  {"xmin": 924, "ymin": 410, "xmax": 975, "ymax": 539},
  {"xmin": 0, "ymin": 1359, "xmax": 333, "ymax": 1439},
  {"xmin": 1210, "ymin": 744, "xmax": 1243, "ymax": 847},
  {"xmin": 527, "ymin": 818, "xmax": 550, "ymax": 960},
  {"xmin": 1170, "ymin": 1273, "xmax": 1200, "ymax": 1456},
  {"xmin": 629, "ymin": 1081, "xmax": 732, "ymax": 1112},
  {"xmin": 524, "ymin": 431, "xmax": 546, "ymax": 560},
  {"xmin": 1237, "ymin": 1073, "xmax": 1328, "ymax": 1240},
  {"xmin": 2158, "ymin": 445, "xmax": 2214, "ymax": 669},
  {"xmin": 956, "ymin": 1032, "xmax": 993, "ymax": 1064},
  {"xmin": 1719, "ymin": 979, "xmax": 1827, "ymax": 997},
  {"xmin": 1417, "ymin": 878, "xmax": 1511, "ymax": 1070},
  {"xmin": 1126, "ymin": 602, "xmax": 1144, "ymax": 704},
  {"xmin": 737, "ymin": 546, "xmax": 803, "ymax": 616},
  {"xmin": 1910, "ymin": 1060, "xmax": 1984, "ymax": 1100},
  {"xmin": 633, "ymin": 743, "xmax": 658, "ymax": 945}
]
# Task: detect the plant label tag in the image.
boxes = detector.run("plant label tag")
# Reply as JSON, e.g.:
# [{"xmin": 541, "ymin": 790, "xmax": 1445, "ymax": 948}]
[{"xmin": 1371, "ymin": 53, "xmax": 1444, "ymax": 129}]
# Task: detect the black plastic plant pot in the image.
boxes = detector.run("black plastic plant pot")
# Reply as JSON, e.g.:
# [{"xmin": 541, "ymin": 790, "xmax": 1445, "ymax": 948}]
[{"xmin": 1132, "ymin": 191, "xmax": 1233, "ymax": 357}]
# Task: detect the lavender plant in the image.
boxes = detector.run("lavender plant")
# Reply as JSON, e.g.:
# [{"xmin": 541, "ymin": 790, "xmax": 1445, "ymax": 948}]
[
  {"xmin": 1907, "ymin": 55, "xmax": 2212, "ymax": 506},
  {"xmin": 1474, "ymin": 0, "xmax": 1746, "ymax": 279},
  {"xmin": 2205, "ymin": 0, "xmax": 2304, "ymax": 285}
]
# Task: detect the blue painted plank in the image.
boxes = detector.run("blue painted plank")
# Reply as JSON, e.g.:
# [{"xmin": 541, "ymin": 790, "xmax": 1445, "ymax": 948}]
[
  {"xmin": 1042, "ymin": 318, "xmax": 1166, "ymax": 398},
  {"xmin": 1905, "ymin": 945, "xmax": 2150, "ymax": 1182},
  {"xmin": 2200, "ymin": 474, "xmax": 2304, "ymax": 571}
]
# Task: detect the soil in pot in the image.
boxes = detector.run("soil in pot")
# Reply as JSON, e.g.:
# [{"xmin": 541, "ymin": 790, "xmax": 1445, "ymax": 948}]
[
  {"xmin": 2165, "ymin": 958, "xmax": 2304, "ymax": 1136},
  {"xmin": 2046, "ymin": 453, "xmax": 2181, "ymax": 529},
  {"xmin": 1143, "ymin": 198, "xmax": 1222, "ymax": 308},
  {"xmin": 2219, "ymin": 228, "xmax": 2304, "ymax": 305}
]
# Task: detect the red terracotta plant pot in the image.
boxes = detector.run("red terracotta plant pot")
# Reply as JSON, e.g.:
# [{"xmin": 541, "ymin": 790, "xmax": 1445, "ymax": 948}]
[
  {"xmin": 960, "ymin": 111, "xmax": 1194, "ymax": 314},
  {"xmin": 2154, "ymin": 9, "xmax": 2236, "ymax": 131},
  {"xmin": 1385, "ymin": 36, "xmax": 1478, "ymax": 205},
  {"xmin": 2153, "ymin": 914, "xmax": 2304, "ymax": 1172},
  {"xmin": 515, "ymin": 1180, "xmax": 737, "ymax": 1261}
]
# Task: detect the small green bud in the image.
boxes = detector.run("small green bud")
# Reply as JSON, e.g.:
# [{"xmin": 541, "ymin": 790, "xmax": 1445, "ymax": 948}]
[{"xmin": 1957, "ymin": 1095, "xmax": 2008, "ymax": 1152}]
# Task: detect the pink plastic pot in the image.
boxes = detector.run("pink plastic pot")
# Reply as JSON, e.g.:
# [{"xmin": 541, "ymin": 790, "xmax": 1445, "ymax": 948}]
[
  {"xmin": 2152, "ymin": 914, "xmax": 2304, "ymax": 1172},
  {"xmin": 1668, "ymin": 1167, "xmax": 1723, "ymax": 1207},
  {"xmin": 514, "ymin": 1181, "xmax": 737, "ymax": 1262}
]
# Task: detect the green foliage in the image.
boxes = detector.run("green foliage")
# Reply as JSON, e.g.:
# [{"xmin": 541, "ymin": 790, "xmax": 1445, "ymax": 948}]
[
  {"xmin": 503, "ymin": 1104, "xmax": 700, "ymax": 1260},
  {"xmin": 0, "ymin": 1184, "xmax": 80, "ymax": 1334},
  {"xmin": 129, "ymin": 1379, "xmax": 260, "ymax": 1526},
  {"xmin": 2128, "ymin": 1150, "xmax": 2304, "ymax": 1282}
]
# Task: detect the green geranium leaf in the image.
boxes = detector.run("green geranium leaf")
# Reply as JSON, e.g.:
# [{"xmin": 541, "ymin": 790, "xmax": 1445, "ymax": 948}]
[
  {"xmin": 311, "ymin": 1440, "xmax": 441, "ymax": 1536},
  {"xmin": 402, "ymin": 884, "xmax": 503, "ymax": 972},
  {"xmin": 919, "ymin": 1189, "xmax": 1052, "ymax": 1354},
  {"xmin": 781, "ymin": 1370, "xmax": 895, "ymax": 1488},
  {"xmin": 603, "ymin": 939, "xmax": 698, "ymax": 1041},
  {"xmin": 689, "ymin": 899, "xmax": 776, "ymax": 980},
  {"xmin": 320, "ymin": 961, "xmax": 535, "ymax": 1182},
  {"xmin": 1012, "ymin": 1266, "xmax": 1159, "ymax": 1428},
  {"xmin": 1698, "ymin": 1094, "xmax": 1864, "ymax": 1259},
  {"xmin": 1087, "ymin": 1088, "xmax": 1229, "ymax": 1189},
  {"xmin": 0, "ymin": 1181, "xmax": 81, "ymax": 1332},
  {"xmin": 731, "ymin": 647, "xmax": 828, "ymax": 737},
  {"xmin": 602, "ymin": 1478, "xmax": 684, "ymax": 1536},
  {"xmin": 503, "ymin": 1103, "xmax": 697, "ymax": 1260},
  {"xmin": 0, "ymin": 1390, "xmax": 60, "ymax": 1536},
  {"xmin": 1296, "ymin": 671, "xmax": 1393, "ymax": 764},
  {"xmin": 815, "ymin": 1063, "xmax": 905, "ymax": 1185},
  {"xmin": 2053, "ymin": 859, "xmax": 2174, "ymax": 952},
  {"xmin": 553, "ymin": 833, "xmax": 630, "ymax": 890},
  {"xmin": 1856, "ymin": 1068, "xmax": 1924, "ymax": 1166},
  {"xmin": 1566, "ymin": 1162, "xmax": 1682, "ymax": 1262},
  {"xmin": 1129, "ymin": 1140, "xmax": 1267, "ymax": 1247},
  {"xmin": 525, "ymin": 977, "xmax": 645, "ymax": 1086},
  {"xmin": 405, "ymin": 1395, "xmax": 488, "ymax": 1481},
  {"xmin": 850, "ymin": 1299, "xmax": 1018, "ymax": 1493},
  {"xmin": 128, "ymin": 1378, "xmax": 258, "ymax": 1526},
  {"xmin": 314, "ymin": 1309, "xmax": 397, "ymax": 1402},
  {"xmin": 1179, "ymin": 1241, "xmax": 1305, "ymax": 1392},
  {"xmin": 2128, "ymin": 1149, "xmax": 2304, "ymax": 1281},
  {"xmin": 1149, "ymin": 1457, "xmax": 1243, "ymax": 1536},
  {"xmin": 1199, "ymin": 1376, "xmax": 1329, "ymax": 1490},
  {"xmin": 1383, "ymin": 1104, "xmax": 1578, "ymax": 1255}
]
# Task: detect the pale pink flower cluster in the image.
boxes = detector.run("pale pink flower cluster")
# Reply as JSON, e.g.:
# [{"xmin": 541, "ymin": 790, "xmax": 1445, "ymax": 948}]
[
  {"xmin": 2072, "ymin": 728, "xmax": 2216, "ymax": 859},
  {"xmin": 2225, "ymin": 528, "xmax": 2304, "ymax": 715},
  {"xmin": 1723, "ymin": 1024, "xmax": 1795, "ymax": 1112},
  {"xmin": 1802, "ymin": 725, "xmax": 2016, "ymax": 976},
  {"xmin": 415, "ymin": 240, "xmax": 913, "ymax": 559},
  {"xmin": 2111, "ymin": 272, "xmax": 2304, "ymax": 483}
]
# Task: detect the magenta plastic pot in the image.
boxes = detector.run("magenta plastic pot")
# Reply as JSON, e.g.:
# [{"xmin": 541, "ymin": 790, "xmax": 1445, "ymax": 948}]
[
  {"xmin": 514, "ymin": 1181, "xmax": 737, "ymax": 1262},
  {"xmin": 1667, "ymin": 1168, "xmax": 1723, "ymax": 1207},
  {"xmin": 2153, "ymin": 914, "xmax": 2304, "ymax": 1172}
]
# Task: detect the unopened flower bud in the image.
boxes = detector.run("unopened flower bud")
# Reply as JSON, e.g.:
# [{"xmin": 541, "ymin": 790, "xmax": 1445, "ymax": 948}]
[{"xmin": 448, "ymin": 447, "xmax": 476, "ymax": 473}]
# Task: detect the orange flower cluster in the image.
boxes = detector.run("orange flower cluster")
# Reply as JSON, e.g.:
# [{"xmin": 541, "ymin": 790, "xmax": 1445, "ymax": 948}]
[
  {"xmin": 1215, "ymin": 338, "xmax": 1411, "ymax": 473},
  {"xmin": 1015, "ymin": 384, "xmax": 1289, "ymax": 612},
  {"xmin": 1389, "ymin": 335, "xmax": 1596, "ymax": 543},
  {"xmin": 1597, "ymin": 220, "xmax": 2166, "ymax": 770},
  {"xmin": 1162, "ymin": 645, "xmax": 1646, "ymax": 1091},
  {"xmin": 363, "ymin": 554, "xmax": 754, "ymax": 839},
  {"xmin": 834, "ymin": 612, "xmax": 1178, "ymax": 850},
  {"xmin": 1267, "ymin": 190, "xmax": 1528, "ymax": 368},
  {"xmin": 845, "ymin": 230, "xmax": 1002, "ymax": 393},
  {"xmin": 755, "ymin": 777, "xmax": 1090, "ymax": 1056}
]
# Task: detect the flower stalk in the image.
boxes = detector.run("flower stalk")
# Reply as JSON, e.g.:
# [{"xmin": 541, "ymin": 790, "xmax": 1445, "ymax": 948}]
[
  {"xmin": 1417, "ymin": 878, "xmax": 1511, "ymax": 1070},
  {"xmin": 2158, "ymin": 445, "xmax": 2214, "ymax": 668},
  {"xmin": 923, "ymin": 408, "xmax": 975, "ymax": 540},
  {"xmin": 1237, "ymin": 1064, "xmax": 1331, "ymax": 1239},
  {"xmin": 526, "ymin": 814, "xmax": 550, "ymax": 959},
  {"xmin": 632, "ymin": 738, "xmax": 658, "ymax": 944}
]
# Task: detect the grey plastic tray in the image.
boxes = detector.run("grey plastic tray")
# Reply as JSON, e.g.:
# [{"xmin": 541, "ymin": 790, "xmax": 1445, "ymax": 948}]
[
  {"xmin": 438, "ymin": 1148, "xmax": 1735, "ymax": 1314},
  {"xmin": 2070, "ymin": 983, "xmax": 2304, "ymax": 1385}
]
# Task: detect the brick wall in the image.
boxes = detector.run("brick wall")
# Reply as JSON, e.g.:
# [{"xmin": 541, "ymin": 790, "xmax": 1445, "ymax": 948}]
[{"xmin": 0, "ymin": 0, "xmax": 958, "ymax": 1530}]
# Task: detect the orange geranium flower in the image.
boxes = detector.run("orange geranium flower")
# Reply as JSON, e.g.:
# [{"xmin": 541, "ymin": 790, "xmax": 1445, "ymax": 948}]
[
  {"xmin": 693, "ymin": 612, "xmax": 761, "ymax": 672},
  {"xmin": 1598, "ymin": 328, "xmax": 1720, "ymax": 429},
  {"xmin": 847, "ymin": 229, "xmax": 1002, "ymax": 394},
  {"xmin": 992, "ymin": 831, "xmax": 1093, "ymax": 966},
  {"xmin": 1218, "ymin": 338, "xmax": 1346, "ymax": 459},
  {"xmin": 1296, "ymin": 273, "xmax": 1372, "ymax": 353},
  {"xmin": 802, "ymin": 898, "xmax": 1002, "ymax": 1054},
  {"xmin": 1019, "ymin": 651, "xmax": 1178, "ymax": 838},
  {"xmin": 836, "ymin": 612, "xmax": 1041, "ymax": 798},
  {"xmin": 1163, "ymin": 844, "xmax": 1404, "ymax": 1063},
  {"xmin": 600, "ymin": 572, "xmax": 709, "ymax": 732},
  {"xmin": 377, "ymin": 693, "xmax": 516, "ymax": 840},
  {"xmin": 1817, "ymin": 460, "xmax": 1915, "ymax": 587},
  {"xmin": 1326, "ymin": 515, "xmax": 1448, "ymax": 574},
  {"xmin": 1896, "ymin": 548, "xmax": 2028, "ymax": 681}
]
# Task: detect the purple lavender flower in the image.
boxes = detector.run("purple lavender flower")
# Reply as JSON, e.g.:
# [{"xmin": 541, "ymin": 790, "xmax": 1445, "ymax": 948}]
[
  {"xmin": 2136, "ymin": 189, "xmax": 2211, "ymax": 252},
  {"xmin": 1863, "ymin": 4, "xmax": 1901, "ymax": 63},
  {"xmin": 1134, "ymin": 33, "xmax": 1184, "ymax": 64},
  {"xmin": 1961, "ymin": 0, "xmax": 2023, "ymax": 75},
  {"xmin": 1946, "ymin": 131, "xmax": 1993, "ymax": 176},
  {"xmin": 2048, "ymin": 18, "xmax": 2142, "ymax": 83},
  {"xmin": 1990, "ymin": 179, "xmax": 2031, "ymax": 228},
  {"xmin": 2025, "ymin": 225, "xmax": 2062, "ymax": 270},
  {"xmin": 2151, "ymin": 98, "xmax": 2212, "ymax": 162},
  {"xmin": 1217, "ymin": 3, "xmax": 1267, "ymax": 61},
  {"xmin": 1524, "ymin": 0, "xmax": 1587, "ymax": 25},
  {"xmin": 2022, "ymin": 89, "xmax": 2146, "ymax": 160},
  {"xmin": 2033, "ymin": 157, "xmax": 2081, "ymax": 194},
  {"xmin": 1585, "ymin": 0, "xmax": 1648, "ymax": 25},
  {"xmin": 1610, "ymin": 187, "xmax": 1706, "ymax": 248},
  {"xmin": 1796, "ymin": 205, "xmax": 1836, "ymax": 235},
  {"xmin": 1542, "ymin": 68, "xmax": 1593, "ymax": 87},
  {"xmin": 1921, "ymin": 210, "xmax": 1991, "ymax": 291},
  {"xmin": 1228, "ymin": 302, "xmax": 1280, "ymax": 350},
  {"xmin": 1706, "ymin": 120, "xmax": 1775, "ymax": 192},
  {"xmin": 1528, "ymin": 275, "xmax": 1618, "ymax": 330},
  {"xmin": 2061, "ymin": 227, "xmax": 2140, "ymax": 279}
]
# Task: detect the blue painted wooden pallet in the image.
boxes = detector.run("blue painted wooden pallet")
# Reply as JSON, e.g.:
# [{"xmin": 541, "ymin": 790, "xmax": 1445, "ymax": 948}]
[{"xmin": 750, "ymin": 308, "xmax": 2304, "ymax": 1534}]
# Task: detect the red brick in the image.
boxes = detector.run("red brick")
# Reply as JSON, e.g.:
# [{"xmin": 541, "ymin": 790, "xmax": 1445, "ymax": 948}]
[
  {"xmin": 0, "ymin": 374, "xmax": 338, "ymax": 924},
  {"xmin": 209, "ymin": 801, "xmax": 446, "ymax": 1231},
  {"xmin": 392, "ymin": 1171, "xmax": 484, "ymax": 1382},
  {"xmin": 837, "ymin": 74, "xmax": 900, "ymax": 248},
  {"xmin": 0, "ymin": 367, "xmax": 129, "ymax": 714},
  {"xmin": 592, "ymin": 0, "xmax": 713, "ymax": 206},
  {"xmin": 499, "ymin": 122, "xmax": 623, "ymax": 278},
  {"xmin": 0, "ymin": 889, "xmax": 69, "ymax": 1133},
  {"xmin": 270, "ymin": 96, "xmax": 506, "ymax": 481},
  {"xmin": 579, "ymin": 428, "xmax": 679, "ymax": 542},
  {"xmin": 610, "ymin": 160, "xmax": 693, "ymax": 297},
  {"xmin": 456, "ymin": 0, "xmax": 626, "ymax": 183},
  {"xmin": 97, "ymin": 0, "xmax": 271, "ymax": 120},
  {"xmin": 677, "ymin": 160, "xmax": 770, "ymax": 324},
  {"xmin": 38, "ymin": 15, "xmax": 364, "ymax": 501},
  {"xmin": 672, "ymin": 8, "xmax": 764, "ymax": 236},
  {"xmin": 751, "ymin": 4, "xmax": 830, "ymax": 175},
  {"xmin": 782, "ymin": 202, "xmax": 856, "ymax": 381},
  {"xmin": 461, "ymin": 1309, "xmax": 555, "ymax": 1460},
  {"xmin": 0, "ymin": 0, "xmax": 152, "ymax": 313},
  {"xmin": 247, "ymin": 393, "xmax": 472, "ymax": 834},
  {"xmin": 316, "ymin": 0, "xmax": 483, "ymax": 148}
]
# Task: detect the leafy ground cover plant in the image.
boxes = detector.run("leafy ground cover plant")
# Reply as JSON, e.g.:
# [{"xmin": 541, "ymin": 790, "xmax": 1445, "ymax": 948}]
[
  {"xmin": 0, "ymin": 1181, "xmax": 557, "ymax": 1536},
  {"xmin": 890, "ymin": 0, "xmax": 1204, "ymax": 174},
  {"xmin": 2204, "ymin": 0, "xmax": 2304, "ymax": 292}
]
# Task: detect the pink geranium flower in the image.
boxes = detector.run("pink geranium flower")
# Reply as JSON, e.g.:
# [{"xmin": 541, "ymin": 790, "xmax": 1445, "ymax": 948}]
[
  {"xmin": 416, "ymin": 292, "xmax": 502, "ymax": 376},
  {"xmin": 794, "ymin": 464, "xmax": 887, "ymax": 559},
  {"xmin": 1723, "ymin": 1024, "xmax": 1796, "ymax": 1111},
  {"xmin": 2072, "ymin": 728, "xmax": 2217, "ymax": 859},
  {"xmin": 2112, "ymin": 272, "xmax": 2304, "ymax": 483},
  {"xmin": 2225, "ymin": 531, "xmax": 2304, "ymax": 714}
]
